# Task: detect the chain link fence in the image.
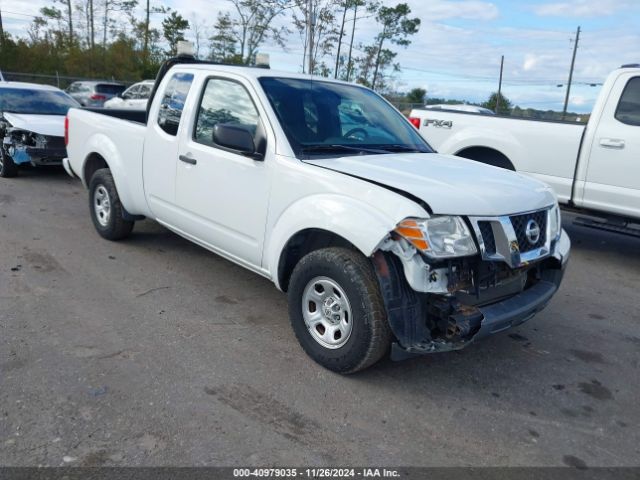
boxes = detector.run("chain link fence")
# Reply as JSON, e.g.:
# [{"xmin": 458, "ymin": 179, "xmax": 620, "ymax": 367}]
[{"xmin": 0, "ymin": 71, "xmax": 135, "ymax": 90}]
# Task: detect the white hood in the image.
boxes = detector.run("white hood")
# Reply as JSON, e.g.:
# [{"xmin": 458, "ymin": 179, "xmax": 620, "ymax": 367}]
[
  {"xmin": 2, "ymin": 112, "xmax": 65, "ymax": 137},
  {"xmin": 305, "ymin": 153, "xmax": 556, "ymax": 217}
]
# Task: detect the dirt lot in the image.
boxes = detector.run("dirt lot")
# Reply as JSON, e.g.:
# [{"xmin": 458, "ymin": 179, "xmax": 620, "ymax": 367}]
[{"xmin": 1, "ymin": 168, "xmax": 639, "ymax": 467}]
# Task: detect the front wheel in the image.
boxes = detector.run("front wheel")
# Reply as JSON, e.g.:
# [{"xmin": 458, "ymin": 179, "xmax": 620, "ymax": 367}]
[
  {"xmin": 88, "ymin": 168, "xmax": 134, "ymax": 240},
  {"xmin": 0, "ymin": 150, "xmax": 18, "ymax": 178},
  {"xmin": 288, "ymin": 247, "xmax": 391, "ymax": 374}
]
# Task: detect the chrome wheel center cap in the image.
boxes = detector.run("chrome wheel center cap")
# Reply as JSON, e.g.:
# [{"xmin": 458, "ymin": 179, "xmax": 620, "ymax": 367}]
[{"xmin": 323, "ymin": 297, "xmax": 340, "ymax": 319}]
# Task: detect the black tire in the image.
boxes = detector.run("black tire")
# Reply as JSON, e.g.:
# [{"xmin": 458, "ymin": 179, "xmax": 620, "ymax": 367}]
[
  {"xmin": 288, "ymin": 247, "xmax": 392, "ymax": 374},
  {"xmin": 0, "ymin": 150, "xmax": 18, "ymax": 178},
  {"xmin": 88, "ymin": 168, "xmax": 134, "ymax": 240}
]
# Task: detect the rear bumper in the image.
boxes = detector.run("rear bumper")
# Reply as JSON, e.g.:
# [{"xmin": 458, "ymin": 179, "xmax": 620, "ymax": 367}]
[
  {"xmin": 62, "ymin": 157, "xmax": 77, "ymax": 178},
  {"xmin": 385, "ymin": 230, "xmax": 570, "ymax": 361}
]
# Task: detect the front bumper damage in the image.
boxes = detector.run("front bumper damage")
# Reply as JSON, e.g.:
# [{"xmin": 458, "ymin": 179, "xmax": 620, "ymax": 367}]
[
  {"xmin": 1, "ymin": 127, "xmax": 66, "ymax": 167},
  {"xmin": 373, "ymin": 229, "xmax": 570, "ymax": 361}
]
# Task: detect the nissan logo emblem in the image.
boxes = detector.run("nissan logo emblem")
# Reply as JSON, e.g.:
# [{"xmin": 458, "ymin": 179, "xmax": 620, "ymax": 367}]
[{"xmin": 525, "ymin": 219, "xmax": 541, "ymax": 245}]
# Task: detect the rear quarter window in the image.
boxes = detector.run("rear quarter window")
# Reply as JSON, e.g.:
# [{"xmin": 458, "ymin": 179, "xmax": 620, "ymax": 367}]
[
  {"xmin": 615, "ymin": 77, "xmax": 640, "ymax": 126},
  {"xmin": 157, "ymin": 73, "xmax": 194, "ymax": 136}
]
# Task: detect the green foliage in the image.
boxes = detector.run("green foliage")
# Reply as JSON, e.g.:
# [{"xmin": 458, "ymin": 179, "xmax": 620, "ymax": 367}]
[
  {"xmin": 224, "ymin": 0, "xmax": 294, "ymax": 65},
  {"xmin": 162, "ymin": 11, "xmax": 190, "ymax": 56},
  {"xmin": 406, "ymin": 87, "xmax": 426, "ymax": 104},
  {"xmin": 355, "ymin": 2, "xmax": 420, "ymax": 91},
  {"xmin": 209, "ymin": 12, "xmax": 238, "ymax": 62},
  {"xmin": 0, "ymin": 0, "xmax": 424, "ymax": 90},
  {"xmin": 482, "ymin": 92, "xmax": 512, "ymax": 114}
]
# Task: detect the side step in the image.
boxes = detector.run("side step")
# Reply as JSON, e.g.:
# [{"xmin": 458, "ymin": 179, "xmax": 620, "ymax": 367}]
[{"xmin": 574, "ymin": 216, "xmax": 640, "ymax": 238}]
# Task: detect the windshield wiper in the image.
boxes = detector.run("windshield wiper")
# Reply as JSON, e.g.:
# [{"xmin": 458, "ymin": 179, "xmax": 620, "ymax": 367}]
[
  {"xmin": 301, "ymin": 144, "xmax": 389, "ymax": 156},
  {"xmin": 375, "ymin": 144, "xmax": 426, "ymax": 153}
]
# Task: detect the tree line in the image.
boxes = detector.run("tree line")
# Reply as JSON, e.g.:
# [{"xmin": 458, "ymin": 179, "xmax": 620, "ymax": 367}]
[{"xmin": 0, "ymin": 0, "xmax": 420, "ymax": 91}]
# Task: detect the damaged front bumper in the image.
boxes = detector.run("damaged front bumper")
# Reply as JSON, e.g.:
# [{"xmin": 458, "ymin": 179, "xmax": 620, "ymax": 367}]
[
  {"xmin": 2, "ymin": 130, "xmax": 66, "ymax": 167},
  {"xmin": 374, "ymin": 229, "xmax": 570, "ymax": 361}
]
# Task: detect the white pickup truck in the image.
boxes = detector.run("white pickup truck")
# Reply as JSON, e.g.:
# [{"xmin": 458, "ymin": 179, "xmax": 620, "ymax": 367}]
[
  {"xmin": 64, "ymin": 53, "xmax": 570, "ymax": 373},
  {"xmin": 410, "ymin": 64, "xmax": 640, "ymax": 236}
]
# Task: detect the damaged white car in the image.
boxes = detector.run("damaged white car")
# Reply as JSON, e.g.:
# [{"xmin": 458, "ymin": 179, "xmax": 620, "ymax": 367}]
[
  {"xmin": 0, "ymin": 82, "xmax": 79, "ymax": 178},
  {"xmin": 64, "ymin": 54, "xmax": 571, "ymax": 373}
]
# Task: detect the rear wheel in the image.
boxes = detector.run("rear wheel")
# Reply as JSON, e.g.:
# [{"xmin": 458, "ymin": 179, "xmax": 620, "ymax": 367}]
[
  {"xmin": 288, "ymin": 247, "xmax": 391, "ymax": 374},
  {"xmin": 88, "ymin": 168, "xmax": 134, "ymax": 240},
  {"xmin": 0, "ymin": 150, "xmax": 18, "ymax": 178}
]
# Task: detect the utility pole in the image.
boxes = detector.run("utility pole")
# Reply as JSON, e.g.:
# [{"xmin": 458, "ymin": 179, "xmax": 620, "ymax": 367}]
[
  {"xmin": 0, "ymin": 5, "xmax": 5, "ymax": 49},
  {"xmin": 496, "ymin": 55, "xmax": 504, "ymax": 114},
  {"xmin": 562, "ymin": 26, "xmax": 581, "ymax": 120},
  {"xmin": 307, "ymin": 0, "xmax": 315, "ymax": 75},
  {"xmin": 346, "ymin": 2, "xmax": 358, "ymax": 82},
  {"xmin": 143, "ymin": 0, "xmax": 150, "ymax": 69},
  {"xmin": 334, "ymin": 2, "xmax": 348, "ymax": 79}
]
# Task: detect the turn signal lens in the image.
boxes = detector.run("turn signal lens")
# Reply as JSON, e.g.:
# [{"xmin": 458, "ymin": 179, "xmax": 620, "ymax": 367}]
[{"xmin": 395, "ymin": 219, "xmax": 429, "ymax": 251}]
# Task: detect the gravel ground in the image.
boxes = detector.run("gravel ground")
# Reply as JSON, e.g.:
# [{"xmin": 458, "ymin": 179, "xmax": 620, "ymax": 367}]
[{"xmin": 0, "ymin": 168, "xmax": 639, "ymax": 467}]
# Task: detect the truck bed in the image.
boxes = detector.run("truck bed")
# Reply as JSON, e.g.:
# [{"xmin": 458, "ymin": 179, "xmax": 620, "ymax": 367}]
[
  {"xmin": 82, "ymin": 107, "xmax": 147, "ymax": 124},
  {"xmin": 66, "ymin": 107, "xmax": 149, "ymax": 217}
]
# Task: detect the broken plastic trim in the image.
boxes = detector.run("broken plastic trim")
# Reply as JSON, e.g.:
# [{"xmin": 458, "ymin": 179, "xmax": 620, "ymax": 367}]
[
  {"xmin": 372, "ymin": 249, "xmax": 565, "ymax": 361},
  {"xmin": 2, "ymin": 127, "xmax": 66, "ymax": 166}
]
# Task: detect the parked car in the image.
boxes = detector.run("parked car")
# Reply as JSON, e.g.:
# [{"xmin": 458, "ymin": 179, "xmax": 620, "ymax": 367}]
[
  {"xmin": 64, "ymin": 53, "xmax": 570, "ymax": 373},
  {"xmin": 423, "ymin": 104, "xmax": 495, "ymax": 115},
  {"xmin": 66, "ymin": 81, "xmax": 126, "ymax": 107},
  {"xmin": 104, "ymin": 80, "xmax": 155, "ymax": 110},
  {"xmin": 0, "ymin": 81, "xmax": 79, "ymax": 177},
  {"xmin": 410, "ymin": 64, "xmax": 640, "ymax": 236}
]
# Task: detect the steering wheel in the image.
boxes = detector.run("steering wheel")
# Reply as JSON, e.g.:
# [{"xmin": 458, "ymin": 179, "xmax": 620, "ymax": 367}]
[{"xmin": 343, "ymin": 127, "xmax": 369, "ymax": 141}]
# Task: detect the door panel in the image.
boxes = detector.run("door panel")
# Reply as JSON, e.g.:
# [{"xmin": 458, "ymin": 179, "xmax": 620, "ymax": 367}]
[
  {"xmin": 583, "ymin": 75, "xmax": 640, "ymax": 218},
  {"xmin": 142, "ymin": 72, "xmax": 194, "ymax": 222},
  {"xmin": 174, "ymin": 77, "xmax": 270, "ymax": 267}
]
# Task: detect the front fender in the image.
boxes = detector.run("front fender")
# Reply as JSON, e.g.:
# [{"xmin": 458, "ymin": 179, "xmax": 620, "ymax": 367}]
[{"xmin": 265, "ymin": 194, "xmax": 417, "ymax": 290}]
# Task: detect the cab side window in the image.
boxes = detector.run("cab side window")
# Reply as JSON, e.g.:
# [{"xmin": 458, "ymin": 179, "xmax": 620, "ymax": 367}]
[
  {"xmin": 194, "ymin": 78, "xmax": 260, "ymax": 149},
  {"xmin": 139, "ymin": 84, "xmax": 152, "ymax": 99},
  {"xmin": 123, "ymin": 85, "xmax": 139, "ymax": 99},
  {"xmin": 157, "ymin": 73, "xmax": 194, "ymax": 136},
  {"xmin": 615, "ymin": 77, "xmax": 640, "ymax": 126}
]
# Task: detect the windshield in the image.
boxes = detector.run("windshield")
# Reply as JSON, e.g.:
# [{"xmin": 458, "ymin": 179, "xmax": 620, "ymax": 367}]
[
  {"xmin": 0, "ymin": 88, "xmax": 79, "ymax": 115},
  {"xmin": 258, "ymin": 77, "xmax": 433, "ymax": 158}
]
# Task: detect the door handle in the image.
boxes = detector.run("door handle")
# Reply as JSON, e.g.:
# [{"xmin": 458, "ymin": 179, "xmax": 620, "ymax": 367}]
[
  {"xmin": 599, "ymin": 138, "xmax": 625, "ymax": 149},
  {"xmin": 179, "ymin": 154, "xmax": 197, "ymax": 165}
]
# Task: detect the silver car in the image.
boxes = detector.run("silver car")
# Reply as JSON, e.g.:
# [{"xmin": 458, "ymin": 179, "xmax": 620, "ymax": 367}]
[{"xmin": 66, "ymin": 81, "xmax": 126, "ymax": 107}]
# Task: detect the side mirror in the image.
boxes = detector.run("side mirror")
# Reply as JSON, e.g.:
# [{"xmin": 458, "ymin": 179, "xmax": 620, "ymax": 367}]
[{"xmin": 213, "ymin": 124, "xmax": 262, "ymax": 160}]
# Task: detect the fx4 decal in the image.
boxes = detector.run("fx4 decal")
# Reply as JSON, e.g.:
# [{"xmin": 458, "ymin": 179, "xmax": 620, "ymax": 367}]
[{"xmin": 423, "ymin": 119, "xmax": 453, "ymax": 129}]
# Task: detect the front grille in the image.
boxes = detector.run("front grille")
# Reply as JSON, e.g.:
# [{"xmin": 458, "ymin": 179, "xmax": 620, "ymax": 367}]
[
  {"xmin": 478, "ymin": 221, "xmax": 496, "ymax": 254},
  {"xmin": 509, "ymin": 210, "xmax": 547, "ymax": 253}
]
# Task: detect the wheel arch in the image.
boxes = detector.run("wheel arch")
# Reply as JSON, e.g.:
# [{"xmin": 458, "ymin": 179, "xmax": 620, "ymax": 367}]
[
  {"xmin": 454, "ymin": 146, "xmax": 516, "ymax": 170},
  {"xmin": 277, "ymin": 229, "xmax": 360, "ymax": 292},
  {"xmin": 83, "ymin": 152, "xmax": 109, "ymax": 187}
]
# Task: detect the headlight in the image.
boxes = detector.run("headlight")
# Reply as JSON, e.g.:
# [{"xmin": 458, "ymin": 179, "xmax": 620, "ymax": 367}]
[
  {"xmin": 549, "ymin": 203, "xmax": 561, "ymax": 241},
  {"xmin": 395, "ymin": 216, "xmax": 478, "ymax": 259}
]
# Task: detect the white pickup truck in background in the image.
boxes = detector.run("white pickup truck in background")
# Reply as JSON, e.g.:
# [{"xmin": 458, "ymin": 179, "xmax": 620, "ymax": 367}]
[
  {"xmin": 410, "ymin": 64, "xmax": 640, "ymax": 237},
  {"xmin": 64, "ymin": 52, "xmax": 570, "ymax": 373}
]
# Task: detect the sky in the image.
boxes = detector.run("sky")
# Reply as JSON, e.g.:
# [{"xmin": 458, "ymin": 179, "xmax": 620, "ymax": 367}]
[{"xmin": 2, "ymin": 0, "xmax": 639, "ymax": 112}]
